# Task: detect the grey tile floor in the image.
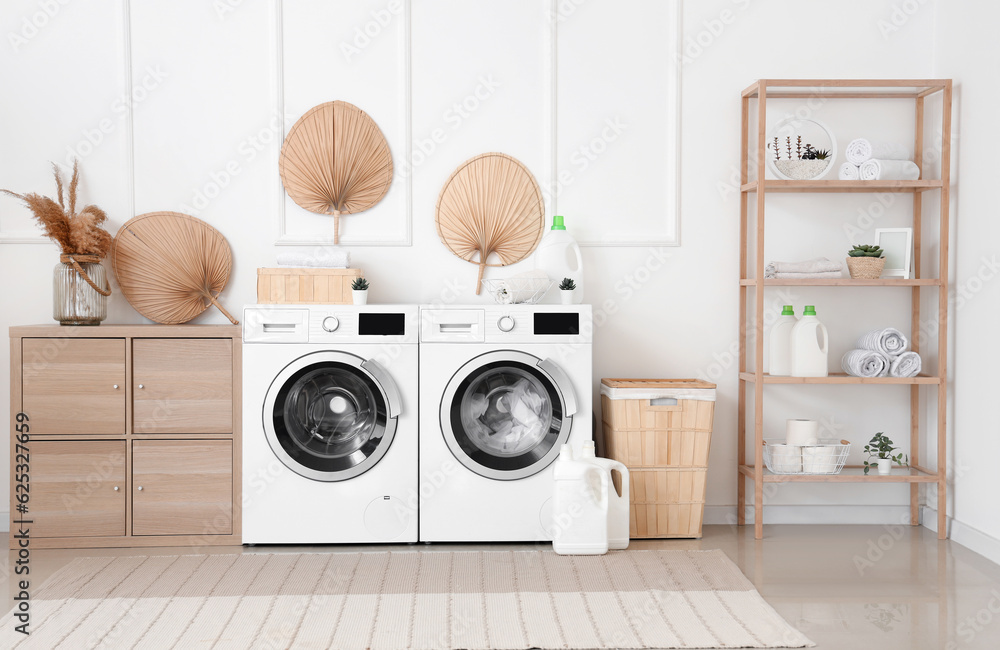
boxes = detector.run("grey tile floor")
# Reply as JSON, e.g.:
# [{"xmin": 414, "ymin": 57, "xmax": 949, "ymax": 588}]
[{"xmin": 5, "ymin": 524, "xmax": 1000, "ymax": 649}]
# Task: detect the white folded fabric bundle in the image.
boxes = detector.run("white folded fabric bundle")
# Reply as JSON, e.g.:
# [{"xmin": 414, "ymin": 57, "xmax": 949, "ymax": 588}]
[
  {"xmin": 856, "ymin": 327, "xmax": 909, "ymax": 356},
  {"xmin": 493, "ymin": 269, "xmax": 550, "ymax": 304},
  {"xmin": 842, "ymin": 349, "xmax": 890, "ymax": 377},
  {"xmin": 839, "ymin": 163, "xmax": 860, "ymax": 180},
  {"xmin": 773, "ymin": 271, "xmax": 843, "ymax": 279},
  {"xmin": 845, "ymin": 138, "xmax": 911, "ymax": 165},
  {"xmin": 889, "ymin": 351, "xmax": 922, "ymax": 378},
  {"xmin": 765, "ymin": 257, "xmax": 844, "ymax": 278},
  {"xmin": 276, "ymin": 250, "xmax": 350, "ymax": 268},
  {"xmin": 859, "ymin": 159, "xmax": 921, "ymax": 181}
]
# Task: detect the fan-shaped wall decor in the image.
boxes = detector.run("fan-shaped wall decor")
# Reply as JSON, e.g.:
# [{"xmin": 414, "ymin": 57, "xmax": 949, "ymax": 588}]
[
  {"xmin": 279, "ymin": 100, "xmax": 394, "ymax": 244},
  {"xmin": 435, "ymin": 153, "xmax": 545, "ymax": 294},
  {"xmin": 111, "ymin": 212, "xmax": 239, "ymax": 325}
]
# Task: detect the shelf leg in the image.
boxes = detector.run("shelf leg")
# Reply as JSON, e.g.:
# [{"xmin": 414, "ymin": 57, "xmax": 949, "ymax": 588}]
[{"xmin": 937, "ymin": 81, "xmax": 952, "ymax": 541}]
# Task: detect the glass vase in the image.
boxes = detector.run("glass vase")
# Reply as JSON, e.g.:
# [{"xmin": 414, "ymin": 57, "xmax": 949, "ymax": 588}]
[{"xmin": 53, "ymin": 260, "xmax": 108, "ymax": 325}]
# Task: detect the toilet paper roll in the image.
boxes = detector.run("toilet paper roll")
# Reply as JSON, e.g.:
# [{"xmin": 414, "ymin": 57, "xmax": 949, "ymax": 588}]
[
  {"xmin": 802, "ymin": 446, "xmax": 838, "ymax": 474},
  {"xmin": 769, "ymin": 444, "xmax": 802, "ymax": 473},
  {"xmin": 786, "ymin": 419, "xmax": 819, "ymax": 446}
]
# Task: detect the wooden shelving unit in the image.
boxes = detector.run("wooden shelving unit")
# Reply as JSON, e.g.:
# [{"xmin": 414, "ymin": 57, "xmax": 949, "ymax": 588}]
[{"xmin": 738, "ymin": 79, "xmax": 952, "ymax": 540}]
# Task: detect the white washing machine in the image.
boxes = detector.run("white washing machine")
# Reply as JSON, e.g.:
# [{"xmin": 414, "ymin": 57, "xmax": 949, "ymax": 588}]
[
  {"xmin": 242, "ymin": 304, "xmax": 418, "ymax": 544},
  {"xmin": 419, "ymin": 304, "xmax": 592, "ymax": 542}
]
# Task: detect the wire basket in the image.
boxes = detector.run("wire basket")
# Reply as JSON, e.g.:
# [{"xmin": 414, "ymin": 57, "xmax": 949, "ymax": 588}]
[
  {"xmin": 763, "ymin": 439, "xmax": 850, "ymax": 475},
  {"xmin": 481, "ymin": 278, "xmax": 554, "ymax": 305}
]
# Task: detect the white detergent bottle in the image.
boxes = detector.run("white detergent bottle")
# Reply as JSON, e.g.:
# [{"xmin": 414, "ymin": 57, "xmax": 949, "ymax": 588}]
[
  {"xmin": 790, "ymin": 305, "xmax": 829, "ymax": 377},
  {"xmin": 535, "ymin": 215, "xmax": 585, "ymax": 303},
  {"xmin": 768, "ymin": 305, "xmax": 797, "ymax": 376},
  {"xmin": 577, "ymin": 441, "xmax": 630, "ymax": 550},
  {"xmin": 552, "ymin": 445, "xmax": 609, "ymax": 555}
]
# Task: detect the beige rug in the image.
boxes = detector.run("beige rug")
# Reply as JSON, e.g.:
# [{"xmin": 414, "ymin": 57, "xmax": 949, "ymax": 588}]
[{"xmin": 1, "ymin": 549, "xmax": 812, "ymax": 649}]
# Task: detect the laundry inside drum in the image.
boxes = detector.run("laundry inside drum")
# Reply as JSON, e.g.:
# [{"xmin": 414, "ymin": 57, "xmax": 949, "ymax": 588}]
[{"xmin": 460, "ymin": 367, "xmax": 553, "ymax": 456}]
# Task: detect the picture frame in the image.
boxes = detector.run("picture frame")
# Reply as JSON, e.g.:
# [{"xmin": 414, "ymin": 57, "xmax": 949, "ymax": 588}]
[{"xmin": 875, "ymin": 228, "xmax": 913, "ymax": 279}]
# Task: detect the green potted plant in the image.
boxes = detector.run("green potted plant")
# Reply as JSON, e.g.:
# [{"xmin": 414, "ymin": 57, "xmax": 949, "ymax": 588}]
[
  {"xmin": 351, "ymin": 277, "xmax": 369, "ymax": 305},
  {"xmin": 863, "ymin": 432, "xmax": 908, "ymax": 475},
  {"xmin": 846, "ymin": 244, "xmax": 885, "ymax": 279},
  {"xmin": 558, "ymin": 277, "xmax": 576, "ymax": 305}
]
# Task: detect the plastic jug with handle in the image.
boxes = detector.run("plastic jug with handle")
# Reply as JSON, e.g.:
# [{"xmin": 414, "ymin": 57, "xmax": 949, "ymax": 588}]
[
  {"xmin": 552, "ymin": 445, "xmax": 609, "ymax": 555},
  {"xmin": 768, "ymin": 305, "xmax": 797, "ymax": 376},
  {"xmin": 535, "ymin": 215, "xmax": 585, "ymax": 303},
  {"xmin": 577, "ymin": 440, "xmax": 630, "ymax": 550},
  {"xmin": 790, "ymin": 305, "xmax": 829, "ymax": 377}
]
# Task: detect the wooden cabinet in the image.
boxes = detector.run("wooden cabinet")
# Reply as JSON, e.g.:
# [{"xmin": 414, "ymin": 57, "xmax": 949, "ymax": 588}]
[
  {"xmin": 21, "ymin": 338, "xmax": 126, "ymax": 434},
  {"xmin": 28, "ymin": 441, "xmax": 126, "ymax": 538},
  {"xmin": 9, "ymin": 325, "xmax": 241, "ymax": 548},
  {"xmin": 132, "ymin": 440, "xmax": 233, "ymax": 536},
  {"xmin": 133, "ymin": 338, "xmax": 233, "ymax": 434}
]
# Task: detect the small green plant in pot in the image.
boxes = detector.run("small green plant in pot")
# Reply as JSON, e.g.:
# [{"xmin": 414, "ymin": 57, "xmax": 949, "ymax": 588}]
[
  {"xmin": 558, "ymin": 277, "xmax": 576, "ymax": 304},
  {"xmin": 846, "ymin": 244, "xmax": 886, "ymax": 279},
  {"xmin": 863, "ymin": 432, "xmax": 908, "ymax": 475},
  {"xmin": 351, "ymin": 277, "xmax": 369, "ymax": 305}
]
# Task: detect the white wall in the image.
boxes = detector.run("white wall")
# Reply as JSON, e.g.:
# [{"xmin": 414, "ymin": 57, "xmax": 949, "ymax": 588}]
[{"xmin": 2, "ymin": 0, "xmax": 987, "ymax": 543}]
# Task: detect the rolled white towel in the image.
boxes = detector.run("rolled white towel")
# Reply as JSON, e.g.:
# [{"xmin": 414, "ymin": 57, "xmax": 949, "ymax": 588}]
[
  {"xmin": 276, "ymin": 249, "xmax": 350, "ymax": 268},
  {"xmin": 845, "ymin": 138, "xmax": 911, "ymax": 165},
  {"xmin": 856, "ymin": 328, "xmax": 909, "ymax": 356},
  {"xmin": 842, "ymin": 349, "xmax": 890, "ymax": 377},
  {"xmin": 859, "ymin": 159, "xmax": 920, "ymax": 181},
  {"xmin": 839, "ymin": 163, "xmax": 860, "ymax": 180},
  {"xmin": 773, "ymin": 271, "xmax": 843, "ymax": 279},
  {"xmin": 889, "ymin": 351, "xmax": 922, "ymax": 378},
  {"xmin": 765, "ymin": 257, "xmax": 843, "ymax": 276}
]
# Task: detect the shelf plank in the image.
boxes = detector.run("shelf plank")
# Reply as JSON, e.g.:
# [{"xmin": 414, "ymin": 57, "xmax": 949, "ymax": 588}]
[
  {"xmin": 743, "ymin": 79, "xmax": 949, "ymax": 98},
  {"xmin": 741, "ymin": 179, "xmax": 943, "ymax": 193},
  {"xmin": 739, "ymin": 372, "xmax": 941, "ymax": 385},
  {"xmin": 740, "ymin": 278, "xmax": 942, "ymax": 287},
  {"xmin": 739, "ymin": 465, "xmax": 939, "ymax": 483}
]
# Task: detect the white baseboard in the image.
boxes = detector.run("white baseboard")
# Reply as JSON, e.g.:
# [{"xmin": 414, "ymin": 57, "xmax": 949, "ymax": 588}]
[
  {"xmin": 704, "ymin": 504, "xmax": 914, "ymax": 526},
  {"xmin": 922, "ymin": 505, "xmax": 1000, "ymax": 567}
]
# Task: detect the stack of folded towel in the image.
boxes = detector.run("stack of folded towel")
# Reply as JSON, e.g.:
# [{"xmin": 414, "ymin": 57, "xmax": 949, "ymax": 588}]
[
  {"xmin": 839, "ymin": 138, "xmax": 920, "ymax": 181},
  {"xmin": 842, "ymin": 327, "xmax": 922, "ymax": 378},
  {"xmin": 765, "ymin": 257, "xmax": 844, "ymax": 279},
  {"xmin": 276, "ymin": 249, "xmax": 350, "ymax": 268}
]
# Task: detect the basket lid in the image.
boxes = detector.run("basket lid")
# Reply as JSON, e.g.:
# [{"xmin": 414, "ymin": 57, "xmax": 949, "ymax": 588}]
[{"xmin": 600, "ymin": 378, "xmax": 716, "ymax": 401}]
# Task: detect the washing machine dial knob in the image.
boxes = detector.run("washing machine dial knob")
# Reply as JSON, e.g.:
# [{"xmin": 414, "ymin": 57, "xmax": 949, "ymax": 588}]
[
  {"xmin": 322, "ymin": 316, "xmax": 340, "ymax": 332},
  {"xmin": 497, "ymin": 315, "xmax": 515, "ymax": 332}
]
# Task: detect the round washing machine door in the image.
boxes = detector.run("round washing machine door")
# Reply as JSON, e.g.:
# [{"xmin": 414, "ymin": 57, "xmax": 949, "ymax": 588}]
[
  {"xmin": 263, "ymin": 351, "xmax": 401, "ymax": 482},
  {"xmin": 440, "ymin": 350, "xmax": 577, "ymax": 481}
]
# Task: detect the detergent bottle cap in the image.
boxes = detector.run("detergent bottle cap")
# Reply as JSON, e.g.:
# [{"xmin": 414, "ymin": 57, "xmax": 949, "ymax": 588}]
[
  {"xmin": 781, "ymin": 305, "xmax": 794, "ymax": 316},
  {"xmin": 803, "ymin": 305, "xmax": 816, "ymax": 316},
  {"xmin": 579, "ymin": 441, "xmax": 596, "ymax": 458},
  {"xmin": 551, "ymin": 215, "xmax": 566, "ymax": 230}
]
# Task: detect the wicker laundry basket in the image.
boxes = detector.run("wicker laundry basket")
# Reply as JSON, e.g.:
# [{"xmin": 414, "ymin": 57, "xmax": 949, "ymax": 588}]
[
  {"xmin": 600, "ymin": 379, "xmax": 716, "ymax": 538},
  {"xmin": 257, "ymin": 267, "xmax": 362, "ymax": 304}
]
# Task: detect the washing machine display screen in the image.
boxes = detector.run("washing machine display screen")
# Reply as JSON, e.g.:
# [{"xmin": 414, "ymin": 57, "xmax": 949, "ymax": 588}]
[
  {"xmin": 451, "ymin": 361, "xmax": 563, "ymax": 472},
  {"xmin": 273, "ymin": 362, "xmax": 390, "ymax": 475}
]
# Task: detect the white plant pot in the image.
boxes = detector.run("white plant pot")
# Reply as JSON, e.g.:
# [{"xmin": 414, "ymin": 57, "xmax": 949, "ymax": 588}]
[
  {"xmin": 877, "ymin": 458, "xmax": 892, "ymax": 475},
  {"xmin": 560, "ymin": 289, "xmax": 575, "ymax": 305},
  {"xmin": 352, "ymin": 290, "xmax": 368, "ymax": 305}
]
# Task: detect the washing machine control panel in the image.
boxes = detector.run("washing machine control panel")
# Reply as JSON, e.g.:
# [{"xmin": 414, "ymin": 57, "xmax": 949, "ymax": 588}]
[{"xmin": 482, "ymin": 306, "xmax": 593, "ymax": 344}]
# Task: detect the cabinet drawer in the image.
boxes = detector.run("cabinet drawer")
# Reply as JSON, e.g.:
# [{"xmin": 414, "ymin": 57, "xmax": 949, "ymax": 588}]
[
  {"xmin": 21, "ymin": 338, "xmax": 126, "ymax": 434},
  {"xmin": 132, "ymin": 440, "xmax": 233, "ymax": 536},
  {"xmin": 26, "ymin": 441, "xmax": 126, "ymax": 538},
  {"xmin": 133, "ymin": 339, "xmax": 233, "ymax": 433}
]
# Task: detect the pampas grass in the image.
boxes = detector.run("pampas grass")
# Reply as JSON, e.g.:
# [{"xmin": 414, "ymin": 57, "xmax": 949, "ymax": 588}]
[{"xmin": 1, "ymin": 160, "xmax": 111, "ymax": 258}]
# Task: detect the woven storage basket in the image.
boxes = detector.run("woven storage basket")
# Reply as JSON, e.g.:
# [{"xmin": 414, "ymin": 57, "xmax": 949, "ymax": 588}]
[
  {"xmin": 600, "ymin": 378, "xmax": 716, "ymax": 538},
  {"xmin": 257, "ymin": 268, "xmax": 362, "ymax": 304},
  {"xmin": 846, "ymin": 256, "xmax": 885, "ymax": 279}
]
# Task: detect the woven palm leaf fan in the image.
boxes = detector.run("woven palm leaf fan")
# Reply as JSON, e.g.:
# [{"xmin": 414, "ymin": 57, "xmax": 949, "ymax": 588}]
[
  {"xmin": 279, "ymin": 100, "xmax": 393, "ymax": 244},
  {"xmin": 436, "ymin": 153, "xmax": 545, "ymax": 294},
  {"xmin": 111, "ymin": 212, "xmax": 238, "ymax": 325}
]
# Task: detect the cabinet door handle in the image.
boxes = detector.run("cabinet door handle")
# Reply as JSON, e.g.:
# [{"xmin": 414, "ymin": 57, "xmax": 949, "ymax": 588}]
[
  {"xmin": 137, "ymin": 486, "xmax": 144, "ymax": 491},
  {"xmin": 138, "ymin": 384, "xmax": 144, "ymax": 389},
  {"xmin": 113, "ymin": 384, "xmax": 119, "ymax": 390},
  {"xmin": 114, "ymin": 486, "xmax": 120, "ymax": 491}
]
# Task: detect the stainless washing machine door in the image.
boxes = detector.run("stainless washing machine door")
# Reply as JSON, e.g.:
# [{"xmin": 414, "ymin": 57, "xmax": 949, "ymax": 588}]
[
  {"xmin": 264, "ymin": 351, "xmax": 401, "ymax": 482},
  {"xmin": 440, "ymin": 350, "xmax": 577, "ymax": 481}
]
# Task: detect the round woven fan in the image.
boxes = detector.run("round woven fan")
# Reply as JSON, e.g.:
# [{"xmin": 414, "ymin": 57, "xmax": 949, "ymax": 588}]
[
  {"xmin": 111, "ymin": 212, "xmax": 238, "ymax": 325},
  {"xmin": 279, "ymin": 100, "xmax": 393, "ymax": 244},
  {"xmin": 436, "ymin": 153, "xmax": 545, "ymax": 294}
]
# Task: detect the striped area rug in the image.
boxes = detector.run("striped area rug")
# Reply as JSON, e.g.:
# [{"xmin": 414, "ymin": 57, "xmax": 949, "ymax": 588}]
[{"xmin": 1, "ymin": 549, "xmax": 812, "ymax": 649}]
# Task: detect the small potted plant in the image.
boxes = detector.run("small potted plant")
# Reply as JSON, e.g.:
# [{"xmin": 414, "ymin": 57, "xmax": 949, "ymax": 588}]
[
  {"xmin": 863, "ymin": 432, "xmax": 908, "ymax": 475},
  {"xmin": 846, "ymin": 244, "xmax": 886, "ymax": 279},
  {"xmin": 351, "ymin": 277, "xmax": 369, "ymax": 305},
  {"xmin": 558, "ymin": 277, "xmax": 576, "ymax": 304}
]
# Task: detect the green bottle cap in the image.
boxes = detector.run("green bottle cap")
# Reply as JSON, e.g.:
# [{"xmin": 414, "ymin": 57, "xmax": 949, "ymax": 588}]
[
  {"xmin": 781, "ymin": 305, "xmax": 794, "ymax": 316},
  {"xmin": 803, "ymin": 305, "xmax": 816, "ymax": 316},
  {"xmin": 551, "ymin": 215, "xmax": 566, "ymax": 230}
]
